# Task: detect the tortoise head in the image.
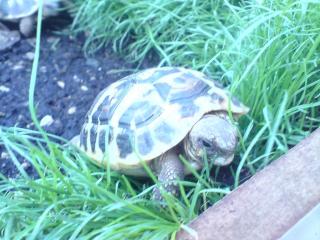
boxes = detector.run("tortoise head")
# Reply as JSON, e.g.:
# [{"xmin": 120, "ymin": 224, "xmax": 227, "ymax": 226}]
[{"xmin": 184, "ymin": 113, "xmax": 238, "ymax": 168}]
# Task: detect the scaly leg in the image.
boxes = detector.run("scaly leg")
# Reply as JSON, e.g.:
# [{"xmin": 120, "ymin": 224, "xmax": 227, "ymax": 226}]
[
  {"xmin": 19, "ymin": 16, "xmax": 35, "ymax": 37},
  {"xmin": 152, "ymin": 149, "xmax": 184, "ymax": 201}
]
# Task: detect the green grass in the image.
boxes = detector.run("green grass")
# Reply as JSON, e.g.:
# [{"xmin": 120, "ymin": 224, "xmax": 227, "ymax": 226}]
[{"xmin": 1, "ymin": 0, "xmax": 320, "ymax": 239}]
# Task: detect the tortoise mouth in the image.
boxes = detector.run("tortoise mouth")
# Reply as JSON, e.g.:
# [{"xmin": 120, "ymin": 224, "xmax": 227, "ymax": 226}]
[{"xmin": 183, "ymin": 137, "xmax": 203, "ymax": 166}]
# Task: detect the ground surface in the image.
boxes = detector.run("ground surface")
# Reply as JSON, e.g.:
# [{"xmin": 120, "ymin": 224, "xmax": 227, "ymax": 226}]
[{"xmin": 0, "ymin": 25, "xmax": 153, "ymax": 177}]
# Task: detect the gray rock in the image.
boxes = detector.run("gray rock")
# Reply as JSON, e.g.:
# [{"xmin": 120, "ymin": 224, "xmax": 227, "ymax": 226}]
[
  {"xmin": 85, "ymin": 58, "xmax": 100, "ymax": 68},
  {"xmin": 0, "ymin": 29, "xmax": 21, "ymax": 51}
]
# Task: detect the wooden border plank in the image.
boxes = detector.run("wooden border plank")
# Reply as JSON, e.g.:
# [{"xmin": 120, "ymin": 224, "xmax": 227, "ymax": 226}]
[{"xmin": 177, "ymin": 128, "xmax": 320, "ymax": 240}]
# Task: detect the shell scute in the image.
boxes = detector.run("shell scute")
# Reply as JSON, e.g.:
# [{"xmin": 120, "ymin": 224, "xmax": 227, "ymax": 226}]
[
  {"xmin": 97, "ymin": 126, "xmax": 107, "ymax": 153},
  {"xmin": 154, "ymin": 121, "xmax": 175, "ymax": 143},
  {"xmin": 116, "ymin": 129, "xmax": 134, "ymax": 159},
  {"xmin": 179, "ymin": 103, "xmax": 200, "ymax": 118},
  {"xmin": 137, "ymin": 67, "xmax": 181, "ymax": 83},
  {"xmin": 154, "ymin": 82, "xmax": 171, "ymax": 100},
  {"xmin": 169, "ymin": 80, "xmax": 209, "ymax": 103},
  {"xmin": 137, "ymin": 131, "xmax": 154, "ymax": 155},
  {"xmin": 88, "ymin": 125, "xmax": 96, "ymax": 152},
  {"xmin": 80, "ymin": 127, "xmax": 87, "ymax": 151},
  {"xmin": 133, "ymin": 103, "xmax": 162, "ymax": 128}
]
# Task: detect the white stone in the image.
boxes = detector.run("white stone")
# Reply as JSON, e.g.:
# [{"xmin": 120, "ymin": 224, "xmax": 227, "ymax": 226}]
[
  {"xmin": 25, "ymin": 52, "xmax": 35, "ymax": 60},
  {"xmin": 40, "ymin": 115, "xmax": 54, "ymax": 127},
  {"xmin": 81, "ymin": 85, "xmax": 88, "ymax": 91},
  {"xmin": 57, "ymin": 81, "xmax": 65, "ymax": 88},
  {"xmin": 0, "ymin": 85, "xmax": 10, "ymax": 92},
  {"xmin": 1, "ymin": 152, "xmax": 9, "ymax": 159},
  {"xmin": 12, "ymin": 61, "xmax": 24, "ymax": 70},
  {"xmin": 40, "ymin": 66, "xmax": 47, "ymax": 73},
  {"xmin": 68, "ymin": 106, "xmax": 77, "ymax": 115},
  {"xmin": 21, "ymin": 162, "xmax": 30, "ymax": 169},
  {"xmin": 73, "ymin": 75, "xmax": 81, "ymax": 82}
]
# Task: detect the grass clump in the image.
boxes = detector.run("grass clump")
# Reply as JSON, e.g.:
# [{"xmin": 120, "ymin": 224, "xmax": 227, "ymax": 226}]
[
  {"xmin": 0, "ymin": 128, "xmax": 181, "ymax": 239},
  {"xmin": 70, "ymin": 0, "xmax": 320, "ymax": 177},
  {"xmin": 1, "ymin": 0, "xmax": 320, "ymax": 238},
  {"xmin": 69, "ymin": 0, "xmax": 241, "ymax": 68}
]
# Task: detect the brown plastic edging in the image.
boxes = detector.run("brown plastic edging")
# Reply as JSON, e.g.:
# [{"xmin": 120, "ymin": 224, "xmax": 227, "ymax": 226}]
[{"xmin": 177, "ymin": 128, "xmax": 320, "ymax": 240}]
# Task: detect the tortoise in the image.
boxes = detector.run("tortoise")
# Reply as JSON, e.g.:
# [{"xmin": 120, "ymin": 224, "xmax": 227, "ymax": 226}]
[
  {"xmin": 72, "ymin": 67, "xmax": 249, "ymax": 200},
  {"xmin": 0, "ymin": 0, "xmax": 60, "ymax": 37}
]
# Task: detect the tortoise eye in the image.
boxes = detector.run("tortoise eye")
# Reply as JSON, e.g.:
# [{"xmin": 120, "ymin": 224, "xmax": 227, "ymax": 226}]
[{"xmin": 200, "ymin": 139, "xmax": 211, "ymax": 148}]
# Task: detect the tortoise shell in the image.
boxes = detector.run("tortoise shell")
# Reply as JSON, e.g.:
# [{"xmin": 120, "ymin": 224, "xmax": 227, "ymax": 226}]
[
  {"xmin": 79, "ymin": 67, "xmax": 249, "ymax": 171},
  {"xmin": 0, "ymin": 0, "xmax": 38, "ymax": 19}
]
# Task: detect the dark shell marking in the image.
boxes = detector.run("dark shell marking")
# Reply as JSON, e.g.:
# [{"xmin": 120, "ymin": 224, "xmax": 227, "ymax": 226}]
[
  {"xmin": 119, "ymin": 101, "xmax": 162, "ymax": 128},
  {"xmin": 137, "ymin": 131, "xmax": 154, "ymax": 155},
  {"xmin": 231, "ymin": 96, "xmax": 242, "ymax": 107},
  {"xmin": 88, "ymin": 80, "xmax": 132, "ymax": 125},
  {"xmin": 179, "ymin": 104, "xmax": 200, "ymax": 118},
  {"xmin": 210, "ymin": 92, "xmax": 225, "ymax": 103},
  {"xmin": 154, "ymin": 82, "xmax": 171, "ymax": 100},
  {"xmin": 116, "ymin": 129, "xmax": 134, "ymax": 158},
  {"xmin": 98, "ymin": 126, "xmax": 113, "ymax": 153},
  {"xmin": 79, "ymin": 67, "xmax": 248, "ymax": 168},
  {"xmin": 138, "ymin": 67, "xmax": 181, "ymax": 83},
  {"xmin": 154, "ymin": 122, "xmax": 175, "ymax": 143},
  {"xmin": 80, "ymin": 127, "xmax": 87, "ymax": 151},
  {"xmin": 89, "ymin": 125, "xmax": 98, "ymax": 152},
  {"xmin": 168, "ymin": 73, "xmax": 210, "ymax": 103}
]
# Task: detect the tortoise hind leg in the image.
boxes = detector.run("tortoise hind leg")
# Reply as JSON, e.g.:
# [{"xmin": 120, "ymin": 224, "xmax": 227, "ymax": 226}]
[
  {"xmin": 19, "ymin": 16, "xmax": 35, "ymax": 37},
  {"xmin": 152, "ymin": 149, "xmax": 184, "ymax": 201}
]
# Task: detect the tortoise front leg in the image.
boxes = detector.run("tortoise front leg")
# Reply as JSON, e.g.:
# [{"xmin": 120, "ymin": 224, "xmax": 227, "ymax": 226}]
[
  {"xmin": 152, "ymin": 149, "xmax": 184, "ymax": 201},
  {"xmin": 19, "ymin": 16, "xmax": 35, "ymax": 37}
]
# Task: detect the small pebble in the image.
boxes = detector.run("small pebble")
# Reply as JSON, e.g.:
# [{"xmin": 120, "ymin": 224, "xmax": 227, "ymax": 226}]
[
  {"xmin": 47, "ymin": 36, "xmax": 59, "ymax": 43},
  {"xmin": 85, "ymin": 58, "xmax": 100, "ymax": 68},
  {"xmin": 0, "ymin": 85, "xmax": 10, "ymax": 92},
  {"xmin": 57, "ymin": 81, "xmax": 65, "ymax": 89},
  {"xmin": 68, "ymin": 106, "xmax": 77, "ymax": 115},
  {"xmin": 12, "ymin": 61, "xmax": 24, "ymax": 70},
  {"xmin": 47, "ymin": 119, "xmax": 63, "ymax": 135},
  {"xmin": 18, "ymin": 114, "xmax": 24, "ymax": 121},
  {"xmin": 80, "ymin": 85, "xmax": 88, "ymax": 91},
  {"xmin": 40, "ymin": 66, "xmax": 47, "ymax": 73},
  {"xmin": 21, "ymin": 162, "xmax": 31, "ymax": 170},
  {"xmin": 40, "ymin": 115, "xmax": 54, "ymax": 127},
  {"xmin": 73, "ymin": 75, "xmax": 81, "ymax": 82},
  {"xmin": 1, "ymin": 152, "xmax": 9, "ymax": 159},
  {"xmin": 26, "ymin": 122, "xmax": 35, "ymax": 128},
  {"xmin": 25, "ymin": 52, "xmax": 35, "ymax": 60},
  {"xmin": 41, "ymin": 118, "xmax": 63, "ymax": 135},
  {"xmin": 26, "ymin": 38, "xmax": 36, "ymax": 47}
]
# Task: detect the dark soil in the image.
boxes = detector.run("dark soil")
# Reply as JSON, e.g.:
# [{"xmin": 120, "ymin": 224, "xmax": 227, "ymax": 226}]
[{"xmin": 0, "ymin": 28, "xmax": 153, "ymax": 177}]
